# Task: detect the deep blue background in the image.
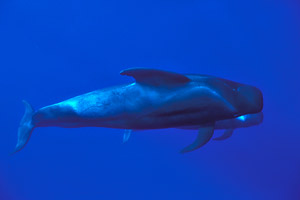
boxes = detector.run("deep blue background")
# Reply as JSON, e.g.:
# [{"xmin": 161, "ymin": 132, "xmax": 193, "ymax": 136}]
[{"xmin": 0, "ymin": 0, "xmax": 300, "ymax": 199}]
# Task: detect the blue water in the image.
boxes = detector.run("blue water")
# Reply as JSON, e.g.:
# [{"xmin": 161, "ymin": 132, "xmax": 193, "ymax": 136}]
[{"xmin": 1, "ymin": 0, "xmax": 300, "ymax": 199}]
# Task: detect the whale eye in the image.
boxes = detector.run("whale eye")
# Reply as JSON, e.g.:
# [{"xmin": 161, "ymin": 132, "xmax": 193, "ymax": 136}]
[{"xmin": 232, "ymin": 88, "xmax": 239, "ymax": 97}]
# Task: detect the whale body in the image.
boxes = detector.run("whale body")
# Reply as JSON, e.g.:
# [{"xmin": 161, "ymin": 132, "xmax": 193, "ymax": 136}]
[{"xmin": 14, "ymin": 68, "xmax": 263, "ymax": 153}]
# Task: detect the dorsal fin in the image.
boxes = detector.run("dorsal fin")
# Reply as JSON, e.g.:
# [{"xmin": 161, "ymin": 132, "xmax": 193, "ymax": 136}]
[{"xmin": 120, "ymin": 68, "xmax": 190, "ymax": 86}]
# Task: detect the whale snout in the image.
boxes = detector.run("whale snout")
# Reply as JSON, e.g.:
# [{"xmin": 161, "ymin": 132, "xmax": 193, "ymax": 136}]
[{"xmin": 237, "ymin": 85, "xmax": 263, "ymax": 114}]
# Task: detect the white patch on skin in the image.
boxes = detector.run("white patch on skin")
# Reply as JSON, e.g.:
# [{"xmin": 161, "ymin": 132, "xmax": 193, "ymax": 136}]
[{"xmin": 237, "ymin": 115, "xmax": 246, "ymax": 121}]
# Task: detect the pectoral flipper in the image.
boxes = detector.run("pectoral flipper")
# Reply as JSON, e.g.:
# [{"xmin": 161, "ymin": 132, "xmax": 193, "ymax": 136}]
[
  {"xmin": 180, "ymin": 123, "xmax": 214, "ymax": 153},
  {"xmin": 213, "ymin": 129, "xmax": 234, "ymax": 141},
  {"xmin": 123, "ymin": 129, "xmax": 132, "ymax": 143}
]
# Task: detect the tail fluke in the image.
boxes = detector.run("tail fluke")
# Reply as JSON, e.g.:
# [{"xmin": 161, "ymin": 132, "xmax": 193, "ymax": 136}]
[{"xmin": 12, "ymin": 100, "xmax": 35, "ymax": 154}]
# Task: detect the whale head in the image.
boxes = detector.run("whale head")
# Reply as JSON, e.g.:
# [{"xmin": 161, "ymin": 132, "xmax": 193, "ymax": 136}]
[{"xmin": 236, "ymin": 85, "xmax": 263, "ymax": 115}]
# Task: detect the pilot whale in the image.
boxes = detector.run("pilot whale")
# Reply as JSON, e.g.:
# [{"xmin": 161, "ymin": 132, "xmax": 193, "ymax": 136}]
[{"xmin": 14, "ymin": 68, "xmax": 263, "ymax": 153}]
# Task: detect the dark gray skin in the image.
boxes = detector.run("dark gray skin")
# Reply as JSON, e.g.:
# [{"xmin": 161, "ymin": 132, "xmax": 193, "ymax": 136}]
[{"xmin": 14, "ymin": 68, "xmax": 263, "ymax": 153}]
